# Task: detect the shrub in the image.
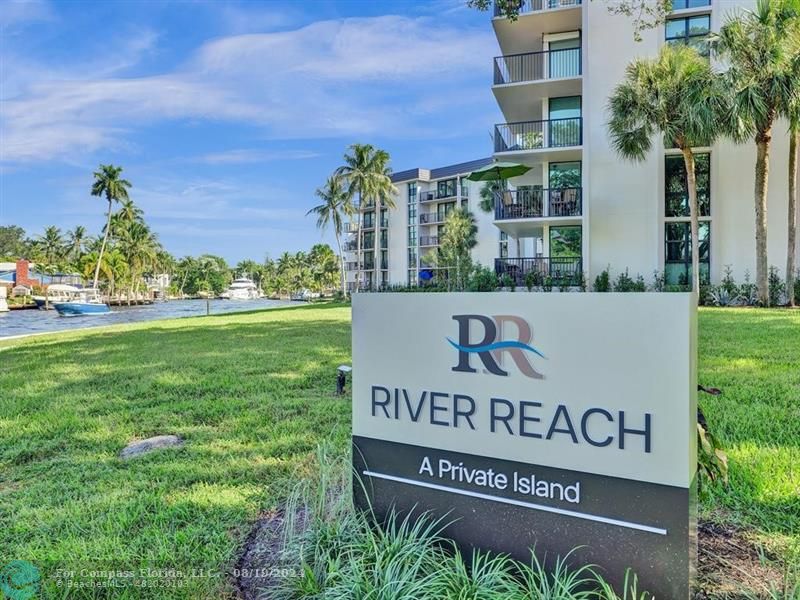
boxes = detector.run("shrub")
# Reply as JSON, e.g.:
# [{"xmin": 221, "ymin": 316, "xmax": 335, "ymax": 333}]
[
  {"xmin": 768, "ymin": 265, "xmax": 785, "ymax": 306},
  {"xmin": 720, "ymin": 265, "xmax": 737, "ymax": 296},
  {"xmin": 613, "ymin": 270, "xmax": 645, "ymax": 292},
  {"xmin": 499, "ymin": 273, "xmax": 515, "ymax": 291},
  {"xmin": 524, "ymin": 270, "xmax": 541, "ymax": 292},
  {"xmin": 739, "ymin": 270, "xmax": 758, "ymax": 306},
  {"xmin": 795, "ymin": 269, "xmax": 800, "ymax": 305},
  {"xmin": 542, "ymin": 275, "xmax": 553, "ymax": 292},
  {"xmin": 468, "ymin": 265, "xmax": 500, "ymax": 292},
  {"xmin": 650, "ymin": 270, "xmax": 665, "ymax": 293},
  {"xmin": 593, "ymin": 267, "xmax": 611, "ymax": 292}
]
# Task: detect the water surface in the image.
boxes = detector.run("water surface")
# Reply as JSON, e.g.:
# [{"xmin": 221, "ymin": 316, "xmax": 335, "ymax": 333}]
[{"xmin": 0, "ymin": 298, "xmax": 294, "ymax": 339}]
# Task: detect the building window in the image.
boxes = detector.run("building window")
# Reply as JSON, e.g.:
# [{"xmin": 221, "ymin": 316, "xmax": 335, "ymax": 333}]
[
  {"xmin": 548, "ymin": 96, "xmax": 582, "ymax": 147},
  {"xmin": 665, "ymin": 153, "xmax": 711, "ymax": 285},
  {"xmin": 380, "ymin": 230, "xmax": 388, "ymax": 249},
  {"xmin": 408, "ymin": 226, "xmax": 417, "ymax": 245},
  {"xmin": 363, "ymin": 211, "xmax": 374, "ymax": 229},
  {"xmin": 671, "ymin": 0, "xmax": 710, "ymax": 9},
  {"xmin": 380, "ymin": 250, "xmax": 388, "ymax": 270},
  {"xmin": 408, "ymin": 247, "xmax": 417, "ymax": 265},
  {"xmin": 666, "ymin": 15, "xmax": 710, "ymax": 56},
  {"xmin": 665, "ymin": 222, "xmax": 710, "ymax": 285},
  {"xmin": 665, "ymin": 153, "xmax": 710, "ymax": 217},
  {"xmin": 437, "ymin": 179, "xmax": 457, "ymax": 198},
  {"xmin": 408, "ymin": 203, "xmax": 417, "ymax": 224},
  {"xmin": 408, "ymin": 182, "xmax": 417, "ymax": 203},
  {"xmin": 550, "ymin": 226, "xmax": 582, "ymax": 257},
  {"xmin": 499, "ymin": 231, "xmax": 509, "ymax": 258},
  {"xmin": 380, "ymin": 208, "xmax": 388, "ymax": 228}
]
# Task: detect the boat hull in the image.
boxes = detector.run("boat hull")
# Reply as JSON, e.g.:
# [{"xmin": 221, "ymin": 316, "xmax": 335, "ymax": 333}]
[{"xmin": 53, "ymin": 302, "xmax": 111, "ymax": 316}]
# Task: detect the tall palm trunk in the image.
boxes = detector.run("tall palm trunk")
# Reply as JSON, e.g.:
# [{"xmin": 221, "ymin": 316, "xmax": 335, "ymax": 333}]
[
  {"xmin": 787, "ymin": 130, "xmax": 798, "ymax": 307},
  {"xmin": 754, "ymin": 123, "xmax": 773, "ymax": 306},
  {"xmin": 334, "ymin": 230, "xmax": 346, "ymax": 297},
  {"xmin": 93, "ymin": 198, "xmax": 112, "ymax": 289},
  {"xmin": 681, "ymin": 147, "xmax": 701, "ymax": 298}
]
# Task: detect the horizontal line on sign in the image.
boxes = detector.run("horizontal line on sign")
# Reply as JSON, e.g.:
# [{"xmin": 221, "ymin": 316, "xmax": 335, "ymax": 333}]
[{"xmin": 362, "ymin": 470, "xmax": 668, "ymax": 536}]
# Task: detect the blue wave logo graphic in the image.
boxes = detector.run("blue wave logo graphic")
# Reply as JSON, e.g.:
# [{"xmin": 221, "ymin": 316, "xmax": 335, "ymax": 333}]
[{"xmin": 446, "ymin": 338, "xmax": 546, "ymax": 359}]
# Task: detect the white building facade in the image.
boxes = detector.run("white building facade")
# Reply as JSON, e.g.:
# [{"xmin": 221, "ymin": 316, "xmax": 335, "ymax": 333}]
[{"xmin": 346, "ymin": 0, "xmax": 797, "ymax": 290}]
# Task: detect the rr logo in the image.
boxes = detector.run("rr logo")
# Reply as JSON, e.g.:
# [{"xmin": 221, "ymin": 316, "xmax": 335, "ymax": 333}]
[{"xmin": 448, "ymin": 314, "xmax": 545, "ymax": 379}]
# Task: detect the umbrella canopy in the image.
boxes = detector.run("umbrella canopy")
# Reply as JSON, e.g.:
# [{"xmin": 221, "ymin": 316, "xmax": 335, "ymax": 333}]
[{"xmin": 467, "ymin": 161, "xmax": 531, "ymax": 182}]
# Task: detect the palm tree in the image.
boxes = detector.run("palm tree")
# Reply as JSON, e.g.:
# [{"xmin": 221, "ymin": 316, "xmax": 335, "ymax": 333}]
[
  {"xmin": 307, "ymin": 175, "xmax": 351, "ymax": 296},
  {"xmin": 608, "ymin": 44, "xmax": 721, "ymax": 296},
  {"xmin": 91, "ymin": 164, "xmax": 132, "ymax": 290},
  {"xmin": 428, "ymin": 208, "xmax": 478, "ymax": 291},
  {"xmin": 712, "ymin": 0, "xmax": 800, "ymax": 304},
  {"xmin": 66, "ymin": 226, "xmax": 87, "ymax": 263},
  {"xmin": 336, "ymin": 144, "xmax": 396, "ymax": 291},
  {"xmin": 117, "ymin": 221, "xmax": 157, "ymax": 301},
  {"xmin": 35, "ymin": 226, "xmax": 66, "ymax": 266}
]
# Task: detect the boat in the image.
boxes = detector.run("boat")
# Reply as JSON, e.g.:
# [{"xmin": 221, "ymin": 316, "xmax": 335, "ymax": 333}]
[
  {"xmin": 52, "ymin": 288, "xmax": 111, "ymax": 316},
  {"xmin": 220, "ymin": 277, "xmax": 260, "ymax": 300},
  {"xmin": 32, "ymin": 284, "xmax": 82, "ymax": 310},
  {"xmin": 0, "ymin": 286, "xmax": 8, "ymax": 313}
]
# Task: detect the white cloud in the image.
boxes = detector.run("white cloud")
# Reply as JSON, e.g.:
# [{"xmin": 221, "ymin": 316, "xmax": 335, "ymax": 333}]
[
  {"xmin": 193, "ymin": 149, "xmax": 321, "ymax": 164},
  {"xmin": 1, "ymin": 13, "xmax": 496, "ymax": 163}
]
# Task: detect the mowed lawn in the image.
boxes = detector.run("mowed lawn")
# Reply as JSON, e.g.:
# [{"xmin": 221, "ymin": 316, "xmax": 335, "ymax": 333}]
[
  {"xmin": 0, "ymin": 305, "xmax": 353, "ymax": 598},
  {"xmin": 697, "ymin": 308, "xmax": 800, "ymax": 563},
  {"xmin": 0, "ymin": 304, "xmax": 797, "ymax": 598}
]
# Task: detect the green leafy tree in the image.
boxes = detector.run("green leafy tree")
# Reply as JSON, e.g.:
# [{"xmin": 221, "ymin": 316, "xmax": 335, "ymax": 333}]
[
  {"xmin": 34, "ymin": 226, "xmax": 66, "ymax": 266},
  {"xmin": 712, "ymin": 0, "xmax": 800, "ymax": 304},
  {"xmin": 308, "ymin": 174, "xmax": 351, "ymax": 296},
  {"xmin": 608, "ymin": 44, "xmax": 722, "ymax": 296},
  {"xmin": 66, "ymin": 226, "xmax": 88, "ymax": 264},
  {"xmin": 424, "ymin": 208, "xmax": 478, "ymax": 291},
  {"xmin": 0, "ymin": 225, "xmax": 28, "ymax": 259},
  {"xmin": 337, "ymin": 144, "xmax": 396, "ymax": 291},
  {"xmin": 90, "ymin": 164, "xmax": 132, "ymax": 289}
]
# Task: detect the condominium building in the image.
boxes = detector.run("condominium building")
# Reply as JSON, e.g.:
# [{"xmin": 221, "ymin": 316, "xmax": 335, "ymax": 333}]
[{"xmin": 346, "ymin": 0, "xmax": 796, "ymax": 289}]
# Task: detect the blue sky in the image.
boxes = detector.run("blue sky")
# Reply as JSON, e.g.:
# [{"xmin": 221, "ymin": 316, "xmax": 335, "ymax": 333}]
[{"xmin": 0, "ymin": 0, "xmax": 501, "ymax": 263}]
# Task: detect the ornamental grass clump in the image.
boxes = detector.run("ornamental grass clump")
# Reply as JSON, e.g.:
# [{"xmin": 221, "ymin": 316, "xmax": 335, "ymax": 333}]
[{"xmin": 268, "ymin": 447, "xmax": 652, "ymax": 600}]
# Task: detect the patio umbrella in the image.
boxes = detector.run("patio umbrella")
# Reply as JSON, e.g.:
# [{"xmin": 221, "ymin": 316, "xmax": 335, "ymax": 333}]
[{"xmin": 467, "ymin": 161, "xmax": 531, "ymax": 182}]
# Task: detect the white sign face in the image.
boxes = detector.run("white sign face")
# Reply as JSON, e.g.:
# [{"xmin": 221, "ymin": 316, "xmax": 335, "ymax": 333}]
[
  {"xmin": 352, "ymin": 293, "xmax": 697, "ymax": 598},
  {"xmin": 353, "ymin": 293, "xmax": 696, "ymax": 487}
]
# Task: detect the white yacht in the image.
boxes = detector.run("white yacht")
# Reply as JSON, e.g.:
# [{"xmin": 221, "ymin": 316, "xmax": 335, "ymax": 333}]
[{"xmin": 220, "ymin": 277, "xmax": 261, "ymax": 300}]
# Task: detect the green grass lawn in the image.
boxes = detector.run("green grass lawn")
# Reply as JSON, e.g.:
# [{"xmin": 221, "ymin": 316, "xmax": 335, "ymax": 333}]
[
  {"xmin": 0, "ymin": 304, "xmax": 797, "ymax": 598},
  {"xmin": 697, "ymin": 308, "xmax": 800, "ymax": 563}
]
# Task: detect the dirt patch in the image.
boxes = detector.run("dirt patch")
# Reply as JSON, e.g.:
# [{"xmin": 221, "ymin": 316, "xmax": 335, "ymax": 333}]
[{"xmin": 695, "ymin": 520, "xmax": 787, "ymax": 599}]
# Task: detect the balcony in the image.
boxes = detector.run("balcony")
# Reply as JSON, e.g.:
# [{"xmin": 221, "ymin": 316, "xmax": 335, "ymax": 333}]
[
  {"xmin": 420, "ymin": 212, "xmax": 454, "ymax": 225},
  {"xmin": 494, "ymin": 48, "xmax": 581, "ymax": 85},
  {"xmin": 494, "ymin": 188, "xmax": 582, "ymax": 220},
  {"xmin": 344, "ymin": 241, "xmax": 358, "ymax": 251},
  {"xmin": 419, "ymin": 187, "xmax": 469, "ymax": 203},
  {"xmin": 495, "ymin": 256, "xmax": 582, "ymax": 285},
  {"xmin": 420, "ymin": 236, "xmax": 439, "ymax": 247},
  {"xmin": 494, "ymin": 118, "xmax": 582, "ymax": 155},
  {"xmin": 494, "ymin": 0, "xmax": 581, "ymax": 17}
]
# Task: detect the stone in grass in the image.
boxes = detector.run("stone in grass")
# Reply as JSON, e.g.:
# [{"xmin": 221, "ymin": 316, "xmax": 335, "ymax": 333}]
[{"xmin": 120, "ymin": 435, "xmax": 183, "ymax": 459}]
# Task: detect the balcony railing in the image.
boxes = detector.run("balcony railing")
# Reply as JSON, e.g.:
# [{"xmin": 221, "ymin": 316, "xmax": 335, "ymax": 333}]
[
  {"xmin": 420, "ymin": 212, "xmax": 455, "ymax": 224},
  {"xmin": 420, "ymin": 236, "xmax": 439, "ymax": 247},
  {"xmin": 344, "ymin": 241, "xmax": 358, "ymax": 251},
  {"xmin": 494, "ymin": 0, "xmax": 582, "ymax": 17},
  {"xmin": 494, "ymin": 48, "xmax": 581, "ymax": 85},
  {"xmin": 494, "ymin": 188, "xmax": 582, "ymax": 220},
  {"xmin": 495, "ymin": 118, "xmax": 582, "ymax": 152},
  {"xmin": 495, "ymin": 257, "xmax": 582, "ymax": 285},
  {"xmin": 419, "ymin": 187, "xmax": 469, "ymax": 202}
]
